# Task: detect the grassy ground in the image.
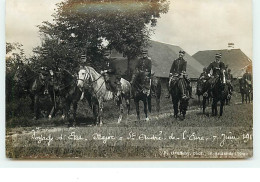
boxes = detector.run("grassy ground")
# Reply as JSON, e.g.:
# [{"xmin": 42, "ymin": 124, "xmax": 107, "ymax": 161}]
[{"xmin": 6, "ymin": 90, "xmax": 253, "ymax": 159}]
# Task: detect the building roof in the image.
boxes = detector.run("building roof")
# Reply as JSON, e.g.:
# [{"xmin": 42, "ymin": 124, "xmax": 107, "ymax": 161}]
[
  {"xmin": 111, "ymin": 40, "xmax": 204, "ymax": 78},
  {"xmin": 148, "ymin": 41, "xmax": 204, "ymax": 78},
  {"xmin": 192, "ymin": 49, "xmax": 252, "ymax": 77}
]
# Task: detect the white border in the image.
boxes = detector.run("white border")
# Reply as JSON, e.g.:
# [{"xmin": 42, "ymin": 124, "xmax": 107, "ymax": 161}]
[{"xmin": 0, "ymin": 0, "xmax": 259, "ymax": 168}]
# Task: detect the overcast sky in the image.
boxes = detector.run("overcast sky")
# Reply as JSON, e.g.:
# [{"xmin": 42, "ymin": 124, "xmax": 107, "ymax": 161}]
[{"xmin": 6, "ymin": 0, "xmax": 252, "ymax": 58}]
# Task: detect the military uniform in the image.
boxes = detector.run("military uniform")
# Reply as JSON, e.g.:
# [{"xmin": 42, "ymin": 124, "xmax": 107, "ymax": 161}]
[
  {"xmin": 131, "ymin": 50, "xmax": 152, "ymax": 87},
  {"xmin": 136, "ymin": 56, "xmax": 152, "ymax": 75},
  {"xmin": 167, "ymin": 50, "xmax": 193, "ymax": 99},
  {"xmin": 243, "ymin": 71, "xmax": 252, "ymax": 91},
  {"xmin": 102, "ymin": 51, "xmax": 121, "ymax": 93},
  {"xmin": 206, "ymin": 53, "xmax": 225, "ymax": 87},
  {"xmin": 170, "ymin": 57, "xmax": 187, "ymax": 75}
]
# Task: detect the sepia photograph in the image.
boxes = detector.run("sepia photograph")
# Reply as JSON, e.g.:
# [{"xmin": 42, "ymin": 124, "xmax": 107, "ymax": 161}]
[{"xmin": 5, "ymin": 0, "xmax": 253, "ymax": 159}]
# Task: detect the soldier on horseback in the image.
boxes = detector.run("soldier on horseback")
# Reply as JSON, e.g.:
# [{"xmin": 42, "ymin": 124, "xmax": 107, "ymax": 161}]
[
  {"xmin": 226, "ymin": 68, "xmax": 233, "ymax": 95},
  {"xmin": 243, "ymin": 66, "xmax": 252, "ymax": 91},
  {"xmin": 168, "ymin": 50, "xmax": 193, "ymax": 99},
  {"xmin": 101, "ymin": 50, "xmax": 122, "ymax": 95},
  {"xmin": 205, "ymin": 53, "xmax": 225, "ymax": 92},
  {"xmin": 130, "ymin": 49, "xmax": 152, "ymax": 94}
]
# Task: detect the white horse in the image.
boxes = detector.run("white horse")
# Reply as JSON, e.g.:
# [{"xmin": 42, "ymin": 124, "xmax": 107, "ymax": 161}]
[{"xmin": 77, "ymin": 66, "xmax": 131, "ymax": 125}]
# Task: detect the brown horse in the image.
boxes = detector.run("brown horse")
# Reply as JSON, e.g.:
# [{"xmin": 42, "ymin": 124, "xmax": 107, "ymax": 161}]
[
  {"xmin": 169, "ymin": 76, "xmax": 189, "ymax": 119},
  {"xmin": 131, "ymin": 71, "xmax": 152, "ymax": 121},
  {"xmin": 211, "ymin": 69, "xmax": 229, "ymax": 116}
]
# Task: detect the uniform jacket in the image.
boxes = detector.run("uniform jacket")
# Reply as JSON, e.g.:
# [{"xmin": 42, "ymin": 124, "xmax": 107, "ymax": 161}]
[
  {"xmin": 136, "ymin": 56, "xmax": 152, "ymax": 73},
  {"xmin": 170, "ymin": 57, "xmax": 187, "ymax": 75},
  {"xmin": 103, "ymin": 58, "xmax": 116, "ymax": 74},
  {"xmin": 206, "ymin": 61, "xmax": 225, "ymax": 76}
]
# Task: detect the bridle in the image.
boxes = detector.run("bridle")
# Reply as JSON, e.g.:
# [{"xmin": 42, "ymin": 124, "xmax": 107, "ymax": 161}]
[{"xmin": 77, "ymin": 67, "xmax": 105, "ymax": 96}]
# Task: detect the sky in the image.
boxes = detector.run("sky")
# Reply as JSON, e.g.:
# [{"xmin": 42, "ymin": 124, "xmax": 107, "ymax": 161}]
[{"xmin": 6, "ymin": 0, "xmax": 252, "ymax": 58}]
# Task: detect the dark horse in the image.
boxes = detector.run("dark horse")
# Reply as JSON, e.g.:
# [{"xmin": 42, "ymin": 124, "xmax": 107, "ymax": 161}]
[
  {"xmin": 210, "ymin": 70, "xmax": 229, "ymax": 116},
  {"xmin": 132, "ymin": 71, "xmax": 151, "ymax": 121},
  {"xmin": 239, "ymin": 78, "xmax": 251, "ymax": 104},
  {"xmin": 13, "ymin": 64, "xmax": 54, "ymax": 119},
  {"xmin": 47, "ymin": 69, "xmax": 88, "ymax": 126},
  {"xmin": 196, "ymin": 78, "xmax": 211, "ymax": 114},
  {"xmin": 169, "ymin": 76, "xmax": 189, "ymax": 119}
]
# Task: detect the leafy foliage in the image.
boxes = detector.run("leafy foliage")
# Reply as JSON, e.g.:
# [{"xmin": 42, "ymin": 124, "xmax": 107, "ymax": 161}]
[{"xmin": 37, "ymin": 0, "xmax": 169, "ymax": 71}]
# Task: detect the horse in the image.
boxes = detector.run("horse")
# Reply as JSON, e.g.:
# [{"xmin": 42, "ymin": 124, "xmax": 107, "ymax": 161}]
[
  {"xmin": 239, "ymin": 78, "xmax": 251, "ymax": 104},
  {"xmin": 150, "ymin": 75, "xmax": 161, "ymax": 113},
  {"xmin": 45, "ymin": 68, "xmax": 90, "ymax": 126},
  {"xmin": 77, "ymin": 66, "xmax": 131, "ymax": 126},
  {"xmin": 210, "ymin": 69, "xmax": 229, "ymax": 116},
  {"xmin": 196, "ymin": 78, "xmax": 211, "ymax": 114},
  {"xmin": 169, "ymin": 75, "xmax": 189, "ymax": 119},
  {"xmin": 131, "ymin": 71, "xmax": 152, "ymax": 121}
]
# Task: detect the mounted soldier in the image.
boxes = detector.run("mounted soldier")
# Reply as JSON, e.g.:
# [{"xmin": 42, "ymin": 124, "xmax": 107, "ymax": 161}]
[
  {"xmin": 205, "ymin": 53, "xmax": 225, "ymax": 91},
  {"xmin": 168, "ymin": 50, "xmax": 193, "ymax": 99},
  {"xmin": 33, "ymin": 49, "xmax": 54, "ymax": 95},
  {"xmin": 243, "ymin": 66, "xmax": 252, "ymax": 90},
  {"xmin": 101, "ymin": 50, "xmax": 121, "ymax": 95},
  {"xmin": 226, "ymin": 68, "xmax": 233, "ymax": 94}
]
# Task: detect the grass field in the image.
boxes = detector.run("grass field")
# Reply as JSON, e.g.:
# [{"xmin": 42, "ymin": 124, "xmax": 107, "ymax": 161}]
[{"xmin": 6, "ymin": 89, "xmax": 253, "ymax": 159}]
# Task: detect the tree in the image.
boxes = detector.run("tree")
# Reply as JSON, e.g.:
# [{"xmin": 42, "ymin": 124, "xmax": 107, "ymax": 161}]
[
  {"xmin": 37, "ymin": 0, "xmax": 169, "ymax": 73},
  {"xmin": 6, "ymin": 42, "xmax": 26, "ymax": 72}
]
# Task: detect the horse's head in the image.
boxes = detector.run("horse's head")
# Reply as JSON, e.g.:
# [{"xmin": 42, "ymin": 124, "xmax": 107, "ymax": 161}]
[
  {"xmin": 77, "ymin": 67, "xmax": 91, "ymax": 89},
  {"xmin": 196, "ymin": 79, "xmax": 204, "ymax": 94}
]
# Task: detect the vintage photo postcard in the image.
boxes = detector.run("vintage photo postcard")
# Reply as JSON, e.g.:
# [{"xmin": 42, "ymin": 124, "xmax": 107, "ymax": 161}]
[{"xmin": 6, "ymin": 0, "xmax": 253, "ymax": 159}]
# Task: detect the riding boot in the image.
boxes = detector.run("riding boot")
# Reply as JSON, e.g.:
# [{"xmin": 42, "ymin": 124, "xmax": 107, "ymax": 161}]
[{"xmin": 105, "ymin": 80, "xmax": 112, "ymax": 91}]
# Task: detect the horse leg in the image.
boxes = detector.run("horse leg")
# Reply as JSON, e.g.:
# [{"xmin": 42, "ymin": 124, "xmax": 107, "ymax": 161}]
[
  {"xmin": 241, "ymin": 93, "xmax": 244, "ymax": 104},
  {"xmin": 126, "ymin": 98, "xmax": 130, "ymax": 115},
  {"xmin": 220, "ymin": 100, "xmax": 225, "ymax": 116},
  {"xmin": 117, "ymin": 100, "xmax": 123, "ymax": 124},
  {"xmin": 134, "ymin": 99, "xmax": 140, "ymax": 121},
  {"xmin": 156, "ymin": 95, "xmax": 160, "ymax": 113},
  {"xmin": 72, "ymin": 100, "xmax": 78, "ymax": 125},
  {"xmin": 98, "ymin": 100, "xmax": 104, "ymax": 126},
  {"xmin": 92, "ymin": 103, "xmax": 98, "ymax": 125},
  {"xmin": 33, "ymin": 94, "xmax": 39, "ymax": 120},
  {"xmin": 172, "ymin": 97, "xmax": 178, "ymax": 118},
  {"xmin": 143, "ymin": 98, "xmax": 149, "ymax": 121},
  {"xmin": 147, "ymin": 95, "xmax": 152, "ymax": 113},
  {"xmin": 202, "ymin": 96, "xmax": 206, "ymax": 114},
  {"xmin": 212, "ymin": 99, "xmax": 217, "ymax": 116},
  {"xmin": 48, "ymin": 106, "xmax": 55, "ymax": 120}
]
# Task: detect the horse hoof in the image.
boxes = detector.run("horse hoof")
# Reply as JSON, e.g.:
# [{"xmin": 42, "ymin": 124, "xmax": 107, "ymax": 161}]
[
  {"xmin": 61, "ymin": 115, "xmax": 65, "ymax": 120},
  {"xmin": 48, "ymin": 115, "xmax": 52, "ymax": 120},
  {"xmin": 145, "ymin": 117, "xmax": 150, "ymax": 121}
]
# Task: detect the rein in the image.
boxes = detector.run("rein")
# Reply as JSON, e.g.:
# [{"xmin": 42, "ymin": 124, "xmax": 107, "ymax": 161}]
[{"xmin": 78, "ymin": 67, "xmax": 107, "ymax": 97}]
